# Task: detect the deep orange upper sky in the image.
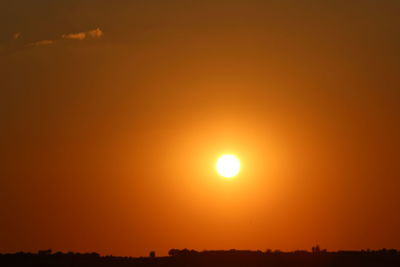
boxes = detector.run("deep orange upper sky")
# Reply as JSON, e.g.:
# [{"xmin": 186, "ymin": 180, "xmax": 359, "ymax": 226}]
[{"xmin": 1, "ymin": 0, "xmax": 400, "ymax": 256}]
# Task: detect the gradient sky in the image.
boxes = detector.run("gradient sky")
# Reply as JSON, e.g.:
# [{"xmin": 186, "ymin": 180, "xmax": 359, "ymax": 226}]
[{"xmin": 1, "ymin": 0, "xmax": 400, "ymax": 256}]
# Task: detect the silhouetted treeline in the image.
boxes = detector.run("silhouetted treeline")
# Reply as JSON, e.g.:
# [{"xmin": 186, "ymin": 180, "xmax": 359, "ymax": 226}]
[{"xmin": 1, "ymin": 248, "xmax": 400, "ymax": 267}]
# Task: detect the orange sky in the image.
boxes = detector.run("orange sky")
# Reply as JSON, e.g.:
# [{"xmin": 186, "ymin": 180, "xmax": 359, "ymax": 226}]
[{"xmin": 1, "ymin": 0, "xmax": 400, "ymax": 256}]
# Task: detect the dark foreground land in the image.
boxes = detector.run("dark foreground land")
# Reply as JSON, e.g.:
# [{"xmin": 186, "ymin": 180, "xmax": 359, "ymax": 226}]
[{"xmin": 2, "ymin": 249, "xmax": 400, "ymax": 267}]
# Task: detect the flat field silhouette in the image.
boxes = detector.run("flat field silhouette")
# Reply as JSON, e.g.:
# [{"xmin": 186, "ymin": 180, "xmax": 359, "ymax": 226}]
[{"xmin": 2, "ymin": 249, "xmax": 400, "ymax": 267}]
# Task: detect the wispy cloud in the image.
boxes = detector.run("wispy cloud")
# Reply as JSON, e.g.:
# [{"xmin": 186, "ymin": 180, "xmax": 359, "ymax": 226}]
[
  {"xmin": 87, "ymin": 28, "xmax": 103, "ymax": 38},
  {"xmin": 62, "ymin": 28, "xmax": 103, "ymax": 40},
  {"xmin": 31, "ymin": 40, "xmax": 54, "ymax": 46},
  {"xmin": 13, "ymin": 33, "xmax": 21, "ymax": 40},
  {"xmin": 62, "ymin": 32, "xmax": 86, "ymax": 40},
  {"xmin": 17, "ymin": 27, "xmax": 102, "ymax": 49}
]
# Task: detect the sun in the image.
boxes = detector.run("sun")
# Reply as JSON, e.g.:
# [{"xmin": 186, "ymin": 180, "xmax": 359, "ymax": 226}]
[{"xmin": 216, "ymin": 155, "xmax": 240, "ymax": 178}]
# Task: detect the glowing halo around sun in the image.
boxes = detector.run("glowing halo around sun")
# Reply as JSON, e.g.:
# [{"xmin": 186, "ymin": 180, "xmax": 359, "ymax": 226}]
[{"xmin": 216, "ymin": 155, "xmax": 240, "ymax": 178}]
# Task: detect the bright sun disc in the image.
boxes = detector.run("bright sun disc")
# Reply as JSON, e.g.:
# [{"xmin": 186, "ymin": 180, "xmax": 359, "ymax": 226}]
[{"xmin": 216, "ymin": 155, "xmax": 240, "ymax": 178}]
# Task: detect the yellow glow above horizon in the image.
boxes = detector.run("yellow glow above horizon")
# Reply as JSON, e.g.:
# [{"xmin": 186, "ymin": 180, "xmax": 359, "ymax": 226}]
[{"xmin": 216, "ymin": 155, "xmax": 240, "ymax": 178}]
